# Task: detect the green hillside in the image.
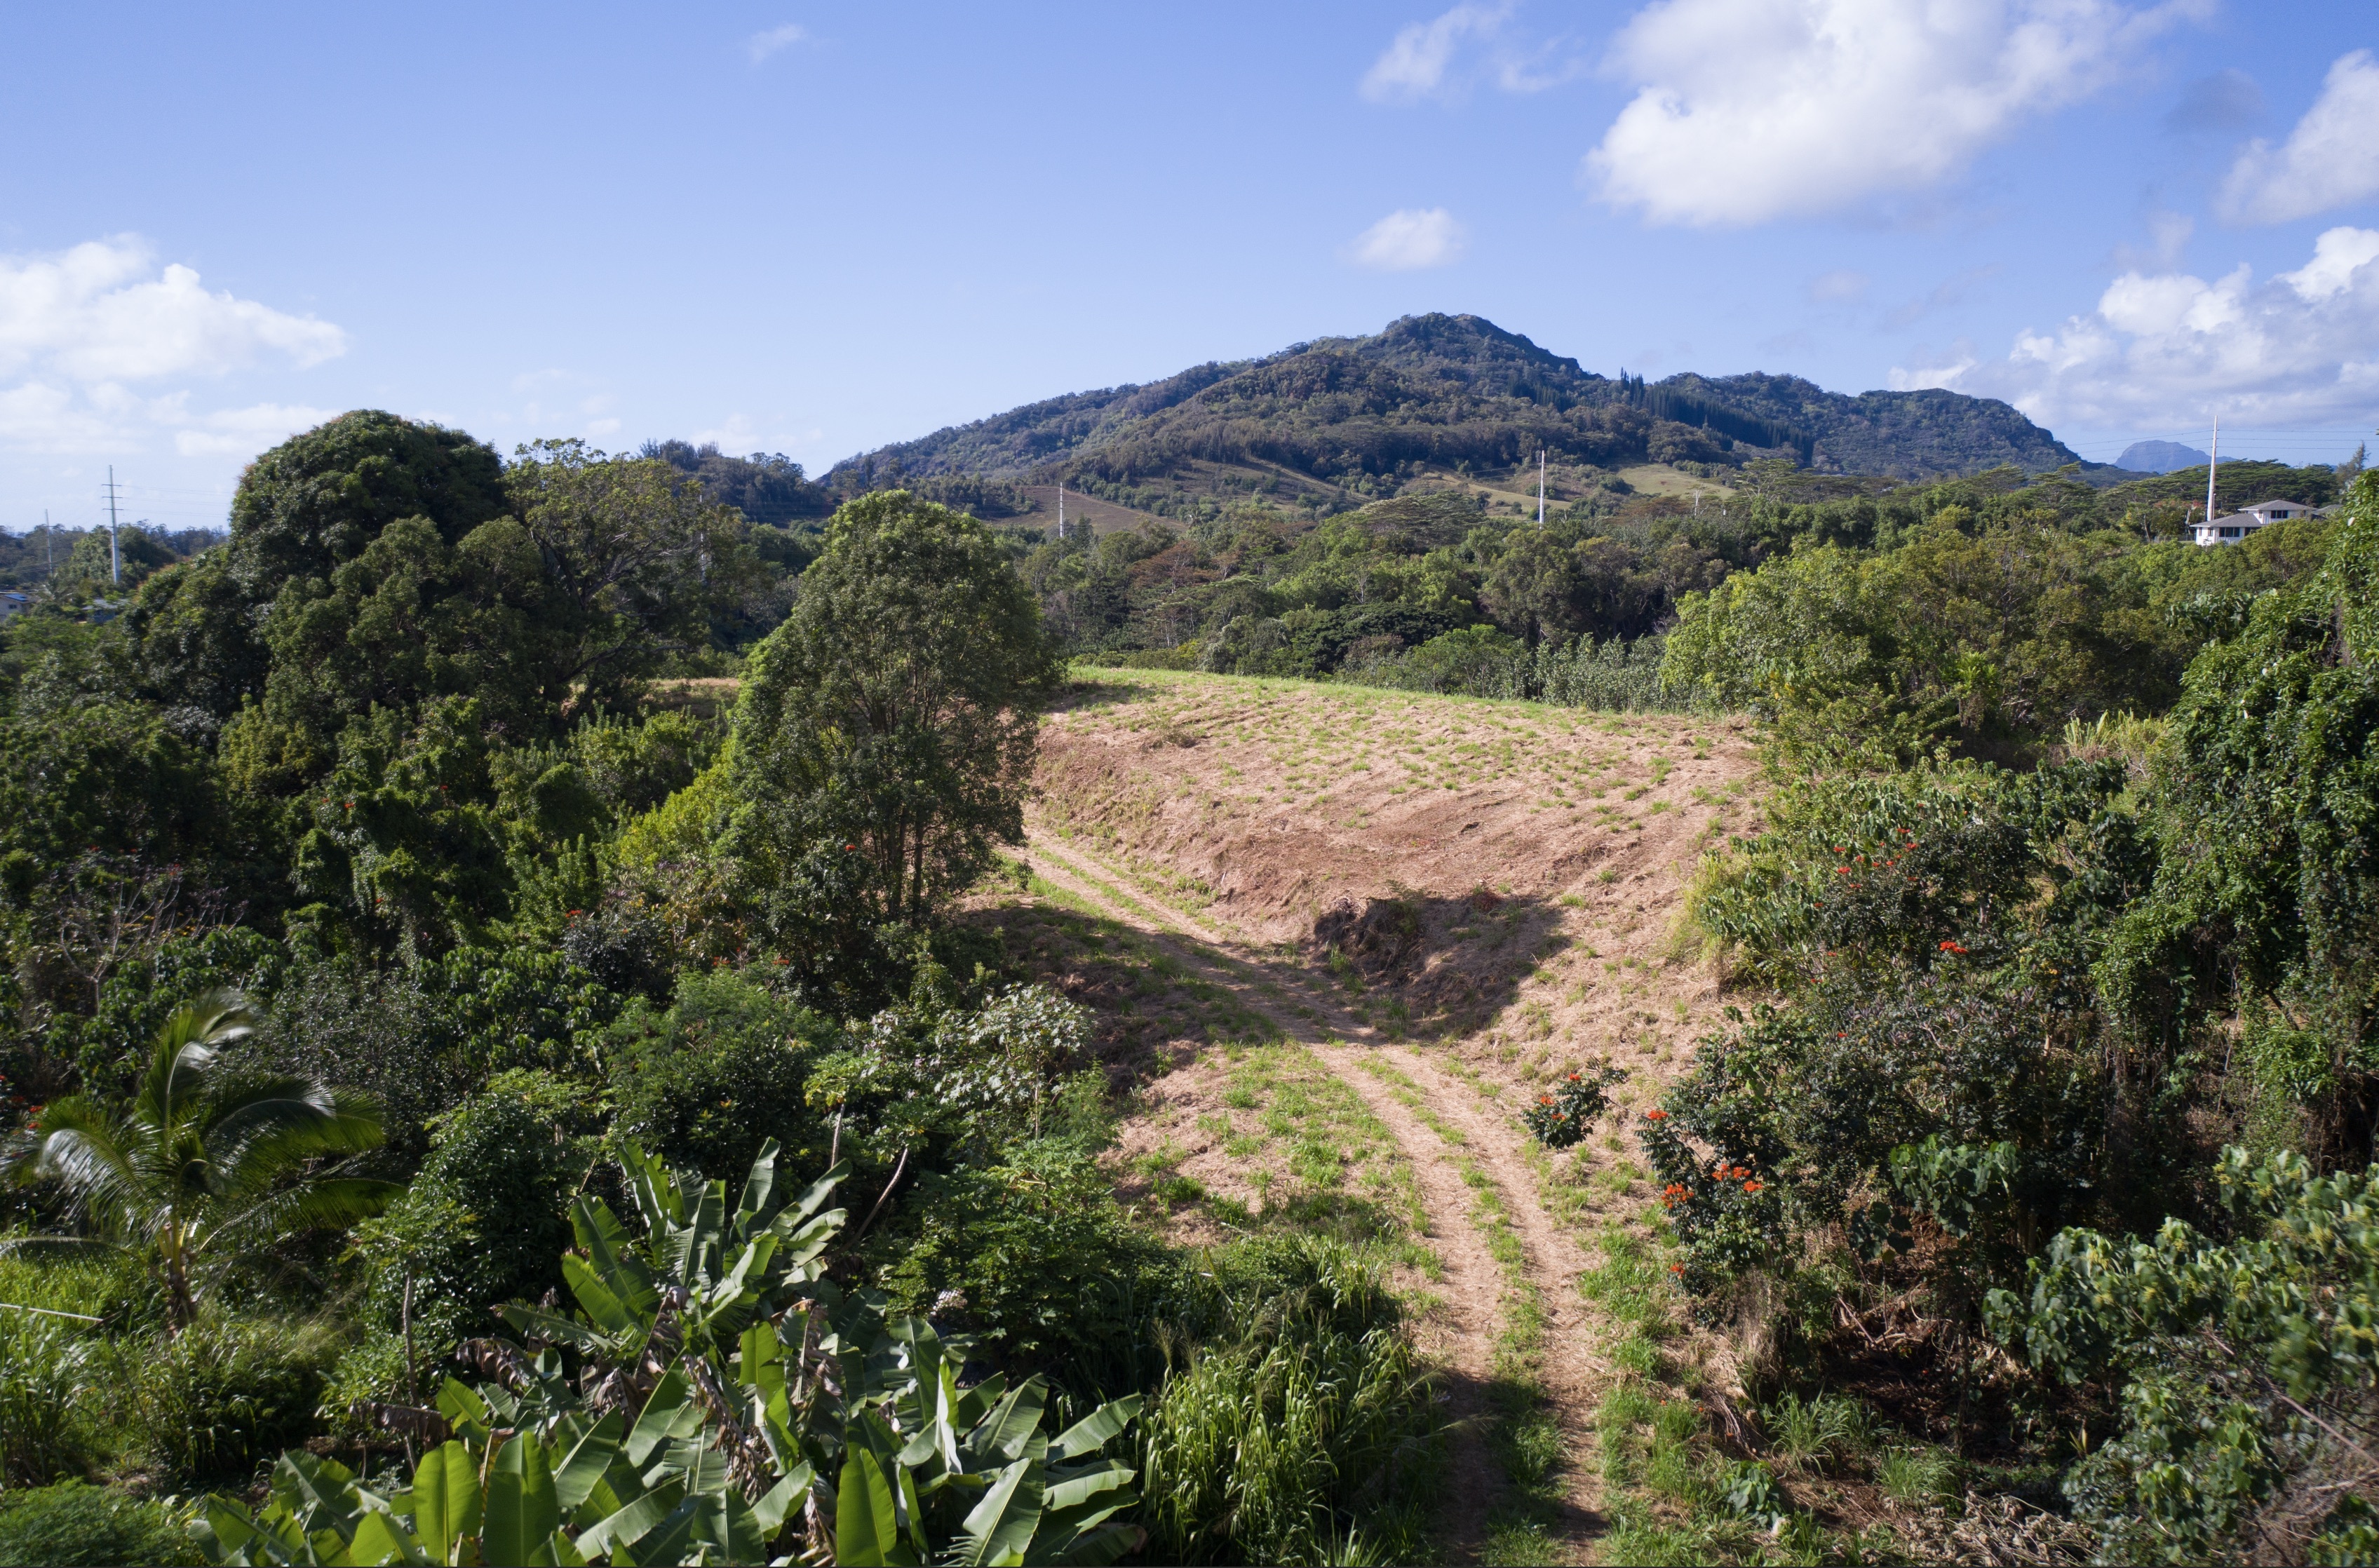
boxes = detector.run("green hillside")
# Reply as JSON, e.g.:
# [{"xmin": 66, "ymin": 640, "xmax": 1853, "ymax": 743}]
[{"xmin": 826, "ymin": 313, "xmax": 2094, "ymax": 504}]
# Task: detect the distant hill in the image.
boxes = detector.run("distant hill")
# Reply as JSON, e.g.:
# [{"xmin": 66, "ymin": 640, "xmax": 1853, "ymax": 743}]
[
  {"xmin": 825, "ymin": 314, "xmax": 2096, "ymax": 505},
  {"xmin": 2116, "ymin": 440, "xmax": 2211, "ymax": 473}
]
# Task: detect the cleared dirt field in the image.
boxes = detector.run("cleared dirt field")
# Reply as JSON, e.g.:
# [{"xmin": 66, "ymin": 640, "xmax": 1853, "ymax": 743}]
[{"xmin": 972, "ymin": 669, "xmax": 1770, "ymax": 1564}]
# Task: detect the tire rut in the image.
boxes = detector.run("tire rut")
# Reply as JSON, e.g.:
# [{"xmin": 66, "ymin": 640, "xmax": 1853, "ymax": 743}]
[{"xmin": 1025, "ymin": 824, "xmax": 1617, "ymax": 1562}]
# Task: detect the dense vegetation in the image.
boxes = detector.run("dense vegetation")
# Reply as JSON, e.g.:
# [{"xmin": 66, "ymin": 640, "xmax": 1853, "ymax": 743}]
[
  {"xmin": 827, "ymin": 313, "xmax": 2092, "ymax": 504},
  {"xmin": 0, "ymin": 412, "xmax": 1436, "ymax": 1564},
  {"xmin": 1605, "ymin": 465, "xmax": 2379, "ymax": 1560},
  {"xmin": 10, "ymin": 377, "xmax": 2379, "ymax": 1562}
]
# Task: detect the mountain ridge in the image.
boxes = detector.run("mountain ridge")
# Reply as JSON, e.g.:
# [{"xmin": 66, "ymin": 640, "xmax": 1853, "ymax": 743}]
[{"xmin": 827, "ymin": 313, "xmax": 2096, "ymax": 492}]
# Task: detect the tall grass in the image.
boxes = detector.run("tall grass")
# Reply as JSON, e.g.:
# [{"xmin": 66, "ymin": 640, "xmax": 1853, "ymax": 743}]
[
  {"xmin": 1137, "ymin": 1238, "xmax": 1441, "ymax": 1566},
  {"xmin": 0, "ymin": 1311, "xmax": 95, "ymax": 1485}
]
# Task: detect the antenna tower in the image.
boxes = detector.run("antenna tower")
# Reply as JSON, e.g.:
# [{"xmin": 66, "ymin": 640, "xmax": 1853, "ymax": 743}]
[
  {"xmin": 1536, "ymin": 450, "xmax": 1546, "ymax": 525},
  {"xmin": 1057, "ymin": 481, "xmax": 1066, "ymax": 543},
  {"xmin": 103, "ymin": 466, "xmax": 123, "ymax": 585}
]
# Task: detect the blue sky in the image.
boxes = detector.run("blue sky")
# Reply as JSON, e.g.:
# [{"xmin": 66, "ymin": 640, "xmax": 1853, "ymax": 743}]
[{"xmin": 4, "ymin": 1, "xmax": 2377, "ymax": 533}]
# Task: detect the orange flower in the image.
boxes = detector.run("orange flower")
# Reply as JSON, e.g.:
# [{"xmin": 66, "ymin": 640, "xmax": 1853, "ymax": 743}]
[
  {"xmin": 1669, "ymin": 1262, "xmax": 1684, "ymax": 1273},
  {"xmin": 1539, "ymin": 1095, "xmax": 1554, "ymax": 1106},
  {"xmin": 1644, "ymin": 1108, "xmax": 1668, "ymax": 1120},
  {"xmin": 1743, "ymin": 1180, "xmax": 1762, "ymax": 1193}
]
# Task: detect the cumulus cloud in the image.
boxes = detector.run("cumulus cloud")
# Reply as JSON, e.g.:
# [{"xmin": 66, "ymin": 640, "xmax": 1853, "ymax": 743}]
[
  {"xmin": 1345, "ymin": 208, "xmax": 1469, "ymax": 270},
  {"xmin": 2218, "ymin": 51, "xmax": 2379, "ymax": 226},
  {"xmin": 1586, "ymin": 0, "xmax": 2197, "ymax": 227},
  {"xmin": 0, "ymin": 237, "xmax": 346, "ymax": 457},
  {"xmin": 0, "ymin": 238, "xmax": 343, "ymax": 381},
  {"xmin": 1895, "ymin": 226, "xmax": 2379, "ymax": 429},
  {"xmin": 745, "ymin": 23, "xmax": 807, "ymax": 64}
]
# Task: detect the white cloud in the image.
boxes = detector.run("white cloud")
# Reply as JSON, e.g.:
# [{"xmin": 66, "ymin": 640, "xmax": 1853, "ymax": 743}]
[
  {"xmin": 171, "ymin": 403, "xmax": 339, "ymax": 457},
  {"xmin": 1896, "ymin": 227, "xmax": 2379, "ymax": 429},
  {"xmin": 1586, "ymin": 0, "xmax": 2199, "ymax": 227},
  {"xmin": 1362, "ymin": 5, "xmax": 1509, "ymax": 102},
  {"xmin": 0, "ymin": 237, "xmax": 346, "ymax": 458},
  {"xmin": 0, "ymin": 237, "xmax": 344, "ymax": 381},
  {"xmin": 745, "ymin": 23, "xmax": 807, "ymax": 64},
  {"xmin": 2218, "ymin": 50, "xmax": 2379, "ymax": 226},
  {"xmin": 1345, "ymin": 208, "xmax": 1469, "ymax": 271},
  {"xmin": 1360, "ymin": 4, "xmax": 1582, "ymax": 102}
]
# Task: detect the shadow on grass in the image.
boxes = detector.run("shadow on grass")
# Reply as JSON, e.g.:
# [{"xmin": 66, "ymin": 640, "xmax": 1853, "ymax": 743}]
[{"xmin": 1312, "ymin": 886, "xmax": 1572, "ymax": 1039}]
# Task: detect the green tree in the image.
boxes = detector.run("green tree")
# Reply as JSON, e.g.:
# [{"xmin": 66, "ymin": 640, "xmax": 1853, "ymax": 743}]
[
  {"xmin": 224, "ymin": 411, "xmax": 508, "ymax": 599},
  {"xmin": 503, "ymin": 438, "xmax": 760, "ymax": 709},
  {"xmin": 1, "ymin": 993, "xmax": 393, "ymax": 1327},
  {"xmin": 727, "ymin": 492, "xmax": 1059, "ymax": 947}
]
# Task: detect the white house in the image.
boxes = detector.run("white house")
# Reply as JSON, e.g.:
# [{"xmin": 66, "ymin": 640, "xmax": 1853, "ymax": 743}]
[
  {"xmin": 0, "ymin": 590, "xmax": 29, "ymax": 620},
  {"xmin": 2192, "ymin": 497, "xmax": 2318, "ymax": 546}
]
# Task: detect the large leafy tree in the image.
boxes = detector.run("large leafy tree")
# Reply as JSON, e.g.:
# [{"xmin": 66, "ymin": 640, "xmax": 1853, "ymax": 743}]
[
  {"xmin": 501, "ymin": 438, "xmax": 760, "ymax": 711},
  {"xmin": 1, "ymin": 992, "xmax": 393, "ymax": 1327},
  {"xmin": 727, "ymin": 491, "xmax": 1059, "ymax": 948}
]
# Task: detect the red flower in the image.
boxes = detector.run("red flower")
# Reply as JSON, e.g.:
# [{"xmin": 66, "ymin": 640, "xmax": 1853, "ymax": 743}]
[
  {"xmin": 1743, "ymin": 1180, "xmax": 1763, "ymax": 1194},
  {"xmin": 1939, "ymin": 940, "xmax": 1968, "ymax": 954},
  {"xmin": 1643, "ymin": 1108, "xmax": 1668, "ymax": 1120},
  {"xmin": 1669, "ymin": 1262, "xmax": 1684, "ymax": 1273},
  {"xmin": 1539, "ymin": 1095, "xmax": 1554, "ymax": 1106},
  {"xmin": 1568, "ymin": 1072, "xmax": 1580, "ymax": 1082}
]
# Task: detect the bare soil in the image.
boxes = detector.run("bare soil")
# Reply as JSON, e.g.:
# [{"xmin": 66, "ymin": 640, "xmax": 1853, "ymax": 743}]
[{"xmin": 997, "ymin": 670, "xmax": 1770, "ymax": 1564}]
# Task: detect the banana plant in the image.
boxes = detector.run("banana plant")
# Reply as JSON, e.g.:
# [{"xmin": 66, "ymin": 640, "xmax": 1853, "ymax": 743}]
[{"xmin": 194, "ymin": 1139, "xmax": 1142, "ymax": 1565}]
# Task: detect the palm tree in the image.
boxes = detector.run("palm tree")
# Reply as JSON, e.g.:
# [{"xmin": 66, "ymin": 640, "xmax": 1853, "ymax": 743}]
[{"xmin": 2, "ymin": 991, "xmax": 395, "ymax": 1328}]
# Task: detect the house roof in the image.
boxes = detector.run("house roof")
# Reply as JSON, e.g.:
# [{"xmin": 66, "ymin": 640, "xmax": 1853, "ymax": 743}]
[{"xmin": 2240, "ymin": 499, "xmax": 2309, "ymax": 511}]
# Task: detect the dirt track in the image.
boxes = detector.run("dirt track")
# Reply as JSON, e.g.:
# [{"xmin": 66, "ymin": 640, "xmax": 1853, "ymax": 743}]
[{"xmin": 1006, "ymin": 671, "xmax": 1771, "ymax": 1564}]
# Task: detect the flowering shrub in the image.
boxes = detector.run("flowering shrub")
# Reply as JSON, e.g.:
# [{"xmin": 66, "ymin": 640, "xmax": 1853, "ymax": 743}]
[{"xmin": 1520, "ymin": 1065, "xmax": 1627, "ymax": 1149}]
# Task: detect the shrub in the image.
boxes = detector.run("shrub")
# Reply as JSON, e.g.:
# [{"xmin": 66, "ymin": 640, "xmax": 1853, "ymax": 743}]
[
  {"xmin": 1523, "ymin": 1064, "xmax": 1626, "ymax": 1149},
  {"xmin": 0, "ymin": 1482, "xmax": 197, "ymax": 1567},
  {"xmin": 351, "ymin": 1069, "xmax": 599, "ymax": 1356},
  {"xmin": 605, "ymin": 970, "xmax": 836, "ymax": 1180},
  {"xmin": 873, "ymin": 1137, "xmax": 1173, "ymax": 1377},
  {"xmin": 122, "ymin": 1317, "xmax": 332, "ymax": 1485}
]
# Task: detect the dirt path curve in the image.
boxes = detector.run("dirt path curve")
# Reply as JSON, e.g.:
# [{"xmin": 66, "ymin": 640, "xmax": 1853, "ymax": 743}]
[{"xmin": 1025, "ymin": 823, "xmax": 1615, "ymax": 1563}]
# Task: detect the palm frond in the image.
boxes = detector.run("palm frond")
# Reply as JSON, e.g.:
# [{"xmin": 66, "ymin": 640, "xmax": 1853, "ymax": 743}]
[
  {"xmin": 197, "ymin": 1177, "xmax": 402, "ymax": 1260},
  {"xmin": 4, "ymin": 1102, "xmax": 144, "ymax": 1238},
  {"xmin": 140, "ymin": 989, "xmax": 257, "ymax": 1124},
  {"xmin": 211, "ymin": 1090, "xmax": 387, "ymax": 1197},
  {"xmin": 0, "ymin": 1234, "xmax": 123, "ymax": 1259}
]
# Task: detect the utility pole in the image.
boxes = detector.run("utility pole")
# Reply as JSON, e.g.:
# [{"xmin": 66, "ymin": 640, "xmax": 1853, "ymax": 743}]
[
  {"xmin": 1536, "ymin": 450, "xmax": 1546, "ymax": 525},
  {"xmin": 1057, "ymin": 481, "xmax": 1065, "ymax": 543},
  {"xmin": 103, "ymin": 466, "xmax": 122, "ymax": 586},
  {"xmin": 2205, "ymin": 414, "xmax": 2220, "ymax": 532}
]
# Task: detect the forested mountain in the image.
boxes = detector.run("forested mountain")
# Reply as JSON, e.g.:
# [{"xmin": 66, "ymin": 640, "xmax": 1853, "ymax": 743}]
[{"xmin": 825, "ymin": 313, "xmax": 2094, "ymax": 497}]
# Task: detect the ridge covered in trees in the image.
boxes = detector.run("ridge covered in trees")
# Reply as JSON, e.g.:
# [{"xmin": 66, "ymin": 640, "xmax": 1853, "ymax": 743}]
[{"xmin": 826, "ymin": 313, "xmax": 2095, "ymax": 499}]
